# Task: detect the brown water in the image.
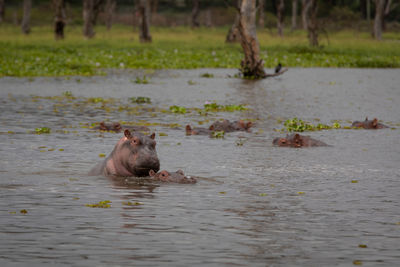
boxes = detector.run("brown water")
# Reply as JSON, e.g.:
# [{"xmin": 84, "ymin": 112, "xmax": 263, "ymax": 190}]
[{"xmin": 0, "ymin": 68, "xmax": 399, "ymax": 266}]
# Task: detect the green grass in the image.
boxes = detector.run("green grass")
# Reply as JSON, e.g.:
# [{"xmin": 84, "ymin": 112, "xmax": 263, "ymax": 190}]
[{"xmin": 0, "ymin": 25, "xmax": 399, "ymax": 77}]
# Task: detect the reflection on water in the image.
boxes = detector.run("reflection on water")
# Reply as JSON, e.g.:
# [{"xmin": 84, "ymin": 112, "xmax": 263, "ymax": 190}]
[{"xmin": 0, "ymin": 69, "xmax": 399, "ymax": 266}]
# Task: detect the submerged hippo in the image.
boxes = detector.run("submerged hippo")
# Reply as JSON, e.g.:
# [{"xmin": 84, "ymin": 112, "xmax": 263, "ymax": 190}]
[
  {"xmin": 209, "ymin": 119, "xmax": 253, "ymax": 132},
  {"xmin": 94, "ymin": 121, "xmax": 150, "ymax": 133},
  {"xmin": 273, "ymin": 133, "xmax": 329, "ymax": 148},
  {"xmin": 185, "ymin": 125, "xmax": 212, "ymax": 136},
  {"xmin": 149, "ymin": 169, "xmax": 197, "ymax": 184},
  {"xmin": 351, "ymin": 117, "xmax": 389, "ymax": 129},
  {"xmin": 89, "ymin": 129, "xmax": 160, "ymax": 177}
]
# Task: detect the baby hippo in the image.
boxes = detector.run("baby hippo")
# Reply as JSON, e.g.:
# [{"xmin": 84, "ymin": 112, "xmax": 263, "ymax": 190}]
[
  {"xmin": 209, "ymin": 119, "xmax": 253, "ymax": 132},
  {"xmin": 186, "ymin": 125, "xmax": 212, "ymax": 136},
  {"xmin": 273, "ymin": 133, "xmax": 329, "ymax": 148},
  {"xmin": 95, "ymin": 121, "xmax": 150, "ymax": 133},
  {"xmin": 149, "ymin": 169, "xmax": 197, "ymax": 184},
  {"xmin": 352, "ymin": 117, "xmax": 388, "ymax": 129}
]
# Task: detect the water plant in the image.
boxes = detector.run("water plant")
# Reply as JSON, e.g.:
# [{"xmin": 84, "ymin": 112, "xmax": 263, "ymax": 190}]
[
  {"xmin": 130, "ymin": 96, "xmax": 151, "ymax": 104},
  {"xmin": 35, "ymin": 127, "xmax": 51, "ymax": 134},
  {"xmin": 283, "ymin": 118, "xmax": 341, "ymax": 132},
  {"xmin": 85, "ymin": 200, "xmax": 111, "ymax": 208},
  {"xmin": 169, "ymin": 105, "xmax": 187, "ymax": 114}
]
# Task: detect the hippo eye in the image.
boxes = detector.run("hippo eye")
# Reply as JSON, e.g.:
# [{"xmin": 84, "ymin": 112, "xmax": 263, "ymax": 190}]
[{"xmin": 131, "ymin": 137, "xmax": 140, "ymax": 145}]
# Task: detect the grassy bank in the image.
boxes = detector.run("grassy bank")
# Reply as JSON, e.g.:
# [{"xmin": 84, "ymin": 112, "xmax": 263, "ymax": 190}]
[{"xmin": 0, "ymin": 25, "xmax": 399, "ymax": 77}]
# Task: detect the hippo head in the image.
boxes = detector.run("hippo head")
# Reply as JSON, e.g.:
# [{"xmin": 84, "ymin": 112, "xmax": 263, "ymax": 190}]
[
  {"xmin": 237, "ymin": 120, "xmax": 253, "ymax": 131},
  {"xmin": 112, "ymin": 122, "xmax": 122, "ymax": 132},
  {"xmin": 120, "ymin": 129, "xmax": 160, "ymax": 177},
  {"xmin": 99, "ymin": 121, "xmax": 109, "ymax": 131},
  {"xmin": 149, "ymin": 169, "xmax": 197, "ymax": 184},
  {"xmin": 273, "ymin": 134, "xmax": 303, "ymax": 147}
]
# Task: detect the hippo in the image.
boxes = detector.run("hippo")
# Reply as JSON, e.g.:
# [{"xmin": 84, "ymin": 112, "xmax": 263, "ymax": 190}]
[
  {"xmin": 149, "ymin": 169, "xmax": 197, "ymax": 184},
  {"xmin": 351, "ymin": 117, "xmax": 389, "ymax": 129},
  {"xmin": 209, "ymin": 119, "xmax": 253, "ymax": 132},
  {"xmin": 94, "ymin": 121, "xmax": 150, "ymax": 133},
  {"xmin": 89, "ymin": 129, "xmax": 160, "ymax": 177},
  {"xmin": 185, "ymin": 125, "xmax": 212, "ymax": 136},
  {"xmin": 273, "ymin": 133, "xmax": 329, "ymax": 148}
]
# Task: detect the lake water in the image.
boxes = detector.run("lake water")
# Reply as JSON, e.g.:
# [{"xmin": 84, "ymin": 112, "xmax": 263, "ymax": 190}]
[{"xmin": 0, "ymin": 68, "xmax": 399, "ymax": 266}]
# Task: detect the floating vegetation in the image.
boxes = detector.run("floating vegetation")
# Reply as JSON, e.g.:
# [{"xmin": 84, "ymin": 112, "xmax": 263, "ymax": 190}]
[
  {"xmin": 169, "ymin": 105, "xmax": 187, "ymax": 114},
  {"xmin": 283, "ymin": 118, "xmax": 341, "ymax": 132},
  {"xmin": 187, "ymin": 80, "xmax": 196, "ymax": 85},
  {"xmin": 99, "ymin": 153, "xmax": 106, "ymax": 158},
  {"xmin": 200, "ymin": 73, "xmax": 214, "ymax": 78},
  {"xmin": 85, "ymin": 200, "xmax": 111, "ymax": 208},
  {"xmin": 62, "ymin": 91, "xmax": 73, "ymax": 97},
  {"xmin": 130, "ymin": 96, "xmax": 151, "ymax": 104},
  {"xmin": 212, "ymin": 131, "xmax": 225, "ymax": 139},
  {"xmin": 122, "ymin": 201, "xmax": 143, "ymax": 206},
  {"xmin": 20, "ymin": 209, "xmax": 28, "ymax": 214},
  {"xmin": 133, "ymin": 76, "xmax": 149, "ymax": 84},
  {"xmin": 35, "ymin": 127, "xmax": 51, "ymax": 134},
  {"xmin": 203, "ymin": 102, "xmax": 247, "ymax": 112}
]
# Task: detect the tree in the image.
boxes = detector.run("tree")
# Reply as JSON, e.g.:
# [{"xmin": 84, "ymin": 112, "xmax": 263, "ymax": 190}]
[
  {"xmin": 83, "ymin": 0, "xmax": 104, "ymax": 39},
  {"xmin": 191, "ymin": 0, "xmax": 200, "ymax": 28},
  {"xmin": 237, "ymin": 0, "xmax": 287, "ymax": 79},
  {"xmin": 105, "ymin": 0, "xmax": 116, "ymax": 31},
  {"xmin": 21, "ymin": 0, "xmax": 31, "ymax": 35},
  {"xmin": 226, "ymin": 0, "xmax": 241, "ymax": 43},
  {"xmin": 307, "ymin": 0, "xmax": 318, "ymax": 46},
  {"xmin": 53, "ymin": 0, "xmax": 66, "ymax": 40},
  {"xmin": 276, "ymin": 0, "xmax": 284, "ymax": 36},
  {"xmin": 258, "ymin": 0, "xmax": 265, "ymax": 27},
  {"xmin": 0, "ymin": 0, "xmax": 5, "ymax": 24},
  {"xmin": 291, "ymin": 0, "xmax": 298, "ymax": 30},
  {"xmin": 301, "ymin": 0, "xmax": 311, "ymax": 30},
  {"xmin": 373, "ymin": 0, "xmax": 385, "ymax": 40},
  {"xmin": 138, "ymin": 0, "xmax": 152, "ymax": 42}
]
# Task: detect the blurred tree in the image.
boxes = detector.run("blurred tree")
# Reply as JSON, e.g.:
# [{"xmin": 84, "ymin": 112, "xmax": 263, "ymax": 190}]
[
  {"xmin": 21, "ymin": 0, "xmax": 31, "ymax": 34},
  {"xmin": 105, "ymin": 0, "xmax": 116, "ymax": 30},
  {"xmin": 138, "ymin": 0, "xmax": 152, "ymax": 42},
  {"xmin": 307, "ymin": 0, "xmax": 318, "ymax": 46},
  {"xmin": 226, "ymin": 0, "xmax": 241, "ymax": 43},
  {"xmin": 53, "ymin": 0, "xmax": 66, "ymax": 40},
  {"xmin": 237, "ymin": 0, "xmax": 265, "ymax": 78},
  {"xmin": 0, "ymin": 0, "xmax": 4, "ymax": 23},
  {"xmin": 291, "ymin": 0, "xmax": 298, "ymax": 30},
  {"xmin": 276, "ymin": 0, "xmax": 284, "ymax": 36},
  {"xmin": 83, "ymin": 0, "xmax": 104, "ymax": 38},
  {"xmin": 301, "ymin": 0, "xmax": 311, "ymax": 29},
  {"xmin": 258, "ymin": 0, "xmax": 265, "ymax": 27},
  {"xmin": 373, "ymin": 0, "xmax": 388, "ymax": 40},
  {"xmin": 191, "ymin": 0, "xmax": 200, "ymax": 27}
]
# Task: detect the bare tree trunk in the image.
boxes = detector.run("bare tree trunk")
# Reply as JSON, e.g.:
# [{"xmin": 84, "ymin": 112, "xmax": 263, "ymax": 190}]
[
  {"xmin": 373, "ymin": 0, "xmax": 385, "ymax": 40},
  {"xmin": 366, "ymin": 0, "xmax": 371, "ymax": 21},
  {"xmin": 301, "ymin": 0, "xmax": 310, "ymax": 30},
  {"xmin": 0, "ymin": 0, "xmax": 5, "ymax": 23},
  {"xmin": 205, "ymin": 9, "xmax": 212, "ymax": 27},
  {"xmin": 258, "ymin": 0, "xmax": 265, "ymax": 27},
  {"xmin": 105, "ymin": 0, "xmax": 116, "ymax": 31},
  {"xmin": 83, "ymin": 0, "xmax": 104, "ymax": 39},
  {"xmin": 307, "ymin": 0, "xmax": 318, "ymax": 46},
  {"xmin": 237, "ymin": 0, "xmax": 265, "ymax": 78},
  {"xmin": 21, "ymin": 0, "xmax": 31, "ymax": 35},
  {"xmin": 276, "ymin": 0, "xmax": 284, "ymax": 36},
  {"xmin": 226, "ymin": 12, "xmax": 241, "ymax": 42},
  {"xmin": 291, "ymin": 0, "xmax": 298, "ymax": 30},
  {"xmin": 382, "ymin": 0, "xmax": 393, "ymax": 31},
  {"xmin": 191, "ymin": 0, "xmax": 200, "ymax": 28},
  {"xmin": 53, "ymin": 0, "xmax": 66, "ymax": 40},
  {"xmin": 138, "ymin": 0, "xmax": 152, "ymax": 42}
]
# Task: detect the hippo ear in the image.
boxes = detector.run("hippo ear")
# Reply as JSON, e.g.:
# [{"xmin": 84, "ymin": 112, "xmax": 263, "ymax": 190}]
[
  {"xmin": 186, "ymin": 125, "xmax": 192, "ymax": 131},
  {"xmin": 150, "ymin": 133, "xmax": 156, "ymax": 139},
  {"xmin": 294, "ymin": 134, "xmax": 301, "ymax": 141},
  {"xmin": 177, "ymin": 169, "xmax": 184, "ymax": 175},
  {"xmin": 100, "ymin": 121, "xmax": 106, "ymax": 126},
  {"xmin": 372, "ymin": 118, "xmax": 378, "ymax": 127},
  {"xmin": 124, "ymin": 129, "xmax": 132, "ymax": 138},
  {"xmin": 209, "ymin": 125, "xmax": 214, "ymax": 131},
  {"xmin": 246, "ymin": 122, "xmax": 253, "ymax": 129},
  {"xmin": 149, "ymin": 169, "xmax": 156, "ymax": 176}
]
